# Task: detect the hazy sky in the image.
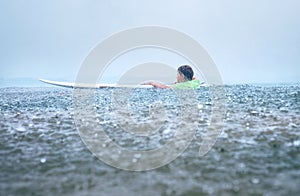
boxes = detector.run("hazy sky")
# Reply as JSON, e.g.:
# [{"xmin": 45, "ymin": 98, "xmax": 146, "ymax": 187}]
[{"xmin": 0, "ymin": 0, "xmax": 299, "ymax": 84}]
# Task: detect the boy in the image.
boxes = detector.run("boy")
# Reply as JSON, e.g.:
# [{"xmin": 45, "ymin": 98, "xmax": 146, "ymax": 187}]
[{"xmin": 145, "ymin": 65, "xmax": 200, "ymax": 89}]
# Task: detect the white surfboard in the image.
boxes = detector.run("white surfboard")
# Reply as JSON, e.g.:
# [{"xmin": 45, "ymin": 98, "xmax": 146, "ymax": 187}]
[{"xmin": 39, "ymin": 79, "xmax": 153, "ymax": 88}]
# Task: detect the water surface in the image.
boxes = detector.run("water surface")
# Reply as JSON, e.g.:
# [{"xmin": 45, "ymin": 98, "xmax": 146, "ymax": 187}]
[{"xmin": 1, "ymin": 84, "xmax": 300, "ymax": 195}]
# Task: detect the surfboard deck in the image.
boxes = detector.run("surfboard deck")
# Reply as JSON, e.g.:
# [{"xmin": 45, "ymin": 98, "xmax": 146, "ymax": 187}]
[{"xmin": 39, "ymin": 79, "xmax": 154, "ymax": 88}]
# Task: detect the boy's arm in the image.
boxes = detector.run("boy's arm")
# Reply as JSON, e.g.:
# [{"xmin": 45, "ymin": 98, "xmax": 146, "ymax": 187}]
[{"xmin": 144, "ymin": 81, "xmax": 171, "ymax": 89}]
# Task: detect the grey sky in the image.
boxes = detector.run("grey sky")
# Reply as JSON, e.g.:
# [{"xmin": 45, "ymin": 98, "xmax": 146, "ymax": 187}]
[{"xmin": 0, "ymin": 0, "xmax": 299, "ymax": 84}]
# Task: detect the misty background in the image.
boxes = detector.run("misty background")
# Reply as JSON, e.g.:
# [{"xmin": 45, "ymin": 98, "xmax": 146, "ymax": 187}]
[{"xmin": 0, "ymin": 0, "xmax": 299, "ymax": 87}]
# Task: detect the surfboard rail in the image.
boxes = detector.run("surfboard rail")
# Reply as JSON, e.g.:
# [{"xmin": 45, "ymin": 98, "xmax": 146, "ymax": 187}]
[{"xmin": 39, "ymin": 79, "xmax": 153, "ymax": 88}]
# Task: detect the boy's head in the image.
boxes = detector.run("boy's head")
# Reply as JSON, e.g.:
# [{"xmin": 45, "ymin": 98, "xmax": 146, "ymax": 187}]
[{"xmin": 177, "ymin": 65, "xmax": 194, "ymax": 81}]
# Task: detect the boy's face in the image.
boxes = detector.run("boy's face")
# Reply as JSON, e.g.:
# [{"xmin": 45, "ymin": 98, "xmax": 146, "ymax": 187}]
[{"xmin": 176, "ymin": 71, "xmax": 185, "ymax": 82}]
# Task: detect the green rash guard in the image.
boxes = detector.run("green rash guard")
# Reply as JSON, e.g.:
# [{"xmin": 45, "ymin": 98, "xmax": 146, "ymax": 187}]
[{"xmin": 171, "ymin": 79, "xmax": 201, "ymax": 89}]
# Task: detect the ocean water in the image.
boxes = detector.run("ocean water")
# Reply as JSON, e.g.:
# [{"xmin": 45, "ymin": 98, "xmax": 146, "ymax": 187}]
[{"xmin": 1, "ymin": 84, "xmax": 300, "ymax": 196}]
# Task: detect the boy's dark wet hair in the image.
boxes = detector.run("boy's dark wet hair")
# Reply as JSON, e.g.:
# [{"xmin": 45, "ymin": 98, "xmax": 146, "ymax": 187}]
[{"xmin": 178, "ymin": 65, "xmax": 194, "ymax": 81}]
